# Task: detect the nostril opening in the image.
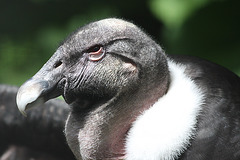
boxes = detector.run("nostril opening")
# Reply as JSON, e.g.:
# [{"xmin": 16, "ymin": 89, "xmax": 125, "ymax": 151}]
[{"xmin": 54, "ymin": 61, "xmax": 63, "ymax": 68}]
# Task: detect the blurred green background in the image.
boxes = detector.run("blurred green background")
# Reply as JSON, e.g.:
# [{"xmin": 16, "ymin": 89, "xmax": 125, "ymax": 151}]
[{"xmin": 0, "ymin": 0, "xmax": 239, "ymax": 86}]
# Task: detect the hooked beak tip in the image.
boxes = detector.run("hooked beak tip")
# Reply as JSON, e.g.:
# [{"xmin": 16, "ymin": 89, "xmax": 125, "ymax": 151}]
[
  {"xmin": 19, "ymin": 108, "xmax": 27, "ymax": 117},
  {"xmin": 16, "ymin": 79, "xmax": 48, "ymax": 117}
]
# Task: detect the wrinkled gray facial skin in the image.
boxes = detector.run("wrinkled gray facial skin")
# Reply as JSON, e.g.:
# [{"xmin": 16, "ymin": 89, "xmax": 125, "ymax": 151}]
[{"xmin": 16, "ymin": 18, "xmax": 169, "ymax": 160}]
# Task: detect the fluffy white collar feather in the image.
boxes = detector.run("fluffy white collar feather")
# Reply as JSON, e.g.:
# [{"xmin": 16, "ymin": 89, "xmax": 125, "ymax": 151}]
[{"xmin": 126, "ymin": 60, "xmax": 204, "ymax": 160}]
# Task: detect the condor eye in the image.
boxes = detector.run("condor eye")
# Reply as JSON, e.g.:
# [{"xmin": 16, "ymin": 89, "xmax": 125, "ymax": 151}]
[{"xmin": 88, "ymin": 46, "xmax": 105, "ymax": 61}]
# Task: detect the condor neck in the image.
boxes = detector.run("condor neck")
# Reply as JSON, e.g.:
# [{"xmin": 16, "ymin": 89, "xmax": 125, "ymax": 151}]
[{"xmin": 65, "ymin": 68, "xmax": 170, "ymax": 160}]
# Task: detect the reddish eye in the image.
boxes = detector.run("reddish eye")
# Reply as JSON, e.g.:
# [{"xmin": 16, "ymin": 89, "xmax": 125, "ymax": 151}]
[{"xmin": 88, "ymin": 46, "xmax": 105, "ymax": 61}]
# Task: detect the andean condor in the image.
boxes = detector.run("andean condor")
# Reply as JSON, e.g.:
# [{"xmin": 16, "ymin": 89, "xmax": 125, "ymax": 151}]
[{"xmin": 16, "ymin": 18, "xmax": 240, "ymax": 160}]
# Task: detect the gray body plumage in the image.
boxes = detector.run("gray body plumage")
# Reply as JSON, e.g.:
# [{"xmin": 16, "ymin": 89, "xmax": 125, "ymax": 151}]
[{"xmin": 0, "ymin": 85, "xmax": 75, "ymax": 160}]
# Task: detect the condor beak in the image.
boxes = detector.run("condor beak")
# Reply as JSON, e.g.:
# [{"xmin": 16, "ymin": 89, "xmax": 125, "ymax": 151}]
[
  {"xmin": 16, "ymin": 78, "xmax": 60, "ymax": 116},
  {"xmin": 16, "ymin": 50, "xmax": 65, "ymax": 116}
]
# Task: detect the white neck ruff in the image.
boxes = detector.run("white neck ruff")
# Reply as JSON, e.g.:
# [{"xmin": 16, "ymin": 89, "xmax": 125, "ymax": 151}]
[{"xmin": 126, "ymin": 60, "xmax": 204, "ymax": 160}]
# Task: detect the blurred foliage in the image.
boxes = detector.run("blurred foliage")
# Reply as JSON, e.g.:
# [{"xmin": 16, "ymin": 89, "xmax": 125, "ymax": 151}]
[
  {"xmin": 150, "ymin": 0, "xmax": 209, "ymax": 28},
  {"xmin": 155, "ymin": 0, "xmax": 240, "ymax": 74},
  {"xmin": 0, "ymin": 0, "xmax": 239, "ymax": 86}
]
